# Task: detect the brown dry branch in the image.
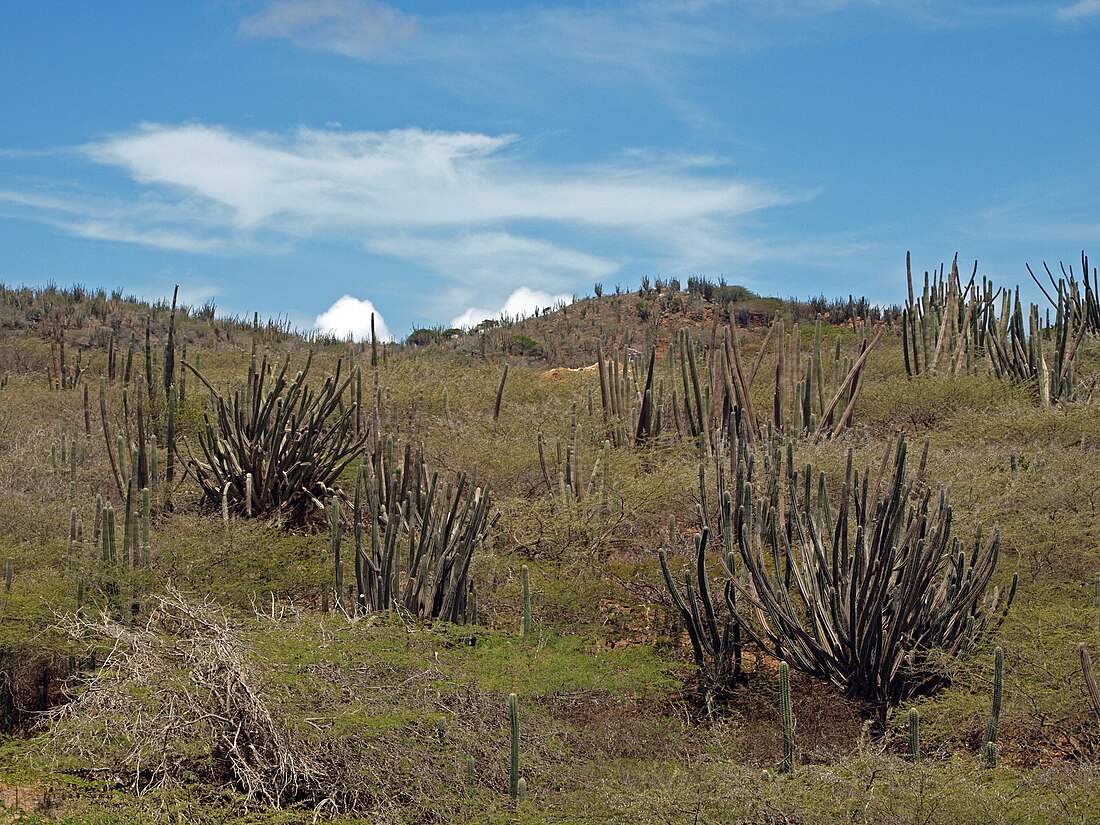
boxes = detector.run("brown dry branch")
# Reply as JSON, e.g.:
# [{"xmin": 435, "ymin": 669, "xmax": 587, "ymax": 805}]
[{"xmin": 45, "ymin": 588, "xmax": 329, "ymax": 808}]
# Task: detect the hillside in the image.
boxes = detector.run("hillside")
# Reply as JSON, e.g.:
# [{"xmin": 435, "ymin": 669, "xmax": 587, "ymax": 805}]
[{"xmin": 0, "ymin": 261, "xmax": 1099, "ymax": 824}]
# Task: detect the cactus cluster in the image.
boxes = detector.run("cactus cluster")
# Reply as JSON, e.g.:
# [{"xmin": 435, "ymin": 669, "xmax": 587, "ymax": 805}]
[
  {"xmin": 598, "ymin": 316, "xmax": 880, "ymax": 455},
  {"xmin": 736, "ymin": 435, "xmax": 1015, "ymax": 724},
  {"xmin": 182, "ymin": 353, "xmax": 366, "ymax": 526},
  {"xmin": 536, "ymin": 423, "xmax": 612, "ymax": 520},
  {"xmin": 349, "ymin": 437, "xmax": 495, "ymax": 623},
  {"xmin": 903, "ymin": 253, "xmax": 1090, "ymax": 406},
  {"xmin": 662, "ymin": 419, "xmax": 1016, "ymax": 725}
]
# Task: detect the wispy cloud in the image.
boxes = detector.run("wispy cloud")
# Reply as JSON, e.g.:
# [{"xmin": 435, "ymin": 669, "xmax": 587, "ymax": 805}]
[
  {"xmin": 1057, "ymin": 0, "xmax": 1100, "ymax": 21},
  {"xmin": 0, "ymin": 121, "xmax": 826, "ymax": 319},
  {"xmin": 371, "ymin": 232, "xmax": 617, "ymax": 292},
  {"xmin": 239, "ymin": 0, "xmax": 418, "ymax": 58}
]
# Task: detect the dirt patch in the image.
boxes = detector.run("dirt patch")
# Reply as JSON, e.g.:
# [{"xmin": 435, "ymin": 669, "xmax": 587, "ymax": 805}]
[{"xmin": 539, "ymin": 363, "xmax": 599, "ymax": 382}]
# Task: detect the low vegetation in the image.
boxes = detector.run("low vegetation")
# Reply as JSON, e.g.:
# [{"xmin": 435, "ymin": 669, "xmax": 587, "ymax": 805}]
[{"xmin": 0, "ymin": 259, "xmax": 1098, "ymax": 824}]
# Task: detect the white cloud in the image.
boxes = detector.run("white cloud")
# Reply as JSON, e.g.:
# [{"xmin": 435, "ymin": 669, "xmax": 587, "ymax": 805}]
[
  {"xmin": 450, "ymin": 287, "xmax": 574, "ymax": 329},
  {"xmin": 4, "ymin": 122, "xmax": 801, "ymax": 321},
  {"xmin": 240, "ymin": 0, "xmax": 418, "ymax": 58},
  {"xmin": 1057, "ymin": 0, "xmax": 1100, "ymax": 20},
  {"xmin": 314, "ymin": 295, "xmax": 393, "ymax": 341},
  {"xmin": 80, "ymin": 124, "xmax": 781, "ymax": 233},
  {"xmin": 371, "ymin": 231, "xmax": 617, "ymax": 292}
]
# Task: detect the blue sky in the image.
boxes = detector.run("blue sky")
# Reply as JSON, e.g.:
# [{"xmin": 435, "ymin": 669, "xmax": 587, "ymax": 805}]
[{"xmin": 1, "ymin": 1, "xmax": 1098, "ymax": 339}]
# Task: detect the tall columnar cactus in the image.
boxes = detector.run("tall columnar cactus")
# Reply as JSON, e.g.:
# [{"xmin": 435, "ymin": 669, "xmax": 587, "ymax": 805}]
[
  {"xmin": 779, "ymin": 661, "xmax": 794, "ymax": 774},
  {"xmin": 984, "ymin": 646, "xmax": 1004, "ymax": 767},
  {"xmin": 908, "ymin": 708, "xmax": 920, "ymax": 762},
  {"xmin": 68, "ymin": 507, "xmax": 78, "ymax": 566},
  {"xmin": 508, "ymin": 693, "xmax": 521, "ymax": 801},
  {"xmin": 901, "ymin": 253, "xmax": 997, "ymax": 378},
  {"xmin": 332, "ymin": 497, "xmax": 343, "ymax": 612},
  {"xmin": 493, "ymin": 364, "xmax": 509, "ymax": 422},
  {"xmin": 1029, "ymin": 251, "xmax": 1099, "ymax": 336},
  {"xmin": 521, "ymin": 565, "xmax": 532, "ymax": 637},
  {"xmin": 141, "ymin": 487, "xmax": 150, "ymax": 566}
]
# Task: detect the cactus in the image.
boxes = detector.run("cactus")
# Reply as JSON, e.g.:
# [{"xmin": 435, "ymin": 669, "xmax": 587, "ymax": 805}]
[
  {"xmin": 659, "ymin": 528, "xmax": 742, "ymax": 700},
  {"xmin": 779, "ymin": 661, "xmax": 794, "ymax": 773},
  {"xmin": 148, "ymin": 434, "xmax": 158, "ymax": 491},
  {"xmin": 984, "ymin": 741, "xmax": 997, "ymax": 768},
  {"xmin": 729, "ymin": 435, "xmax": 1015, "ymax": 727},
  {"xmin": 141, "ymin": 487, "xmax": 151, "ymax": 566},
  {"xmin": 984, "ymin": 646, "xmax": 1004, "ymax": 766},
  {"xmin": 165, "ymin": 381, "xmax": 177, "ymax": 497},
  {"xmin": 182, "ymin": 354, "xmax": 366, "ymax": 526},
  {"xmin": 68, "ymin": 507, "xmax": 78, "ymax": 566},
  {"xmin": 332, "ymin": 497, "xmax": 343, "ymax": 612},
  {"xmin": 908, "ymin": 708, "xmax": 920, "ymax": 762},
  {"xmin": 1079, "ymin": 643, "xmax": 1100, "ymax": 723},
  {"xmin": 122, "ymin": 477, "xmax": 134, "ymax": 567},
  {"xmin": 353, "ymin": 438, "xmax": 495, "ymax": 622},
  {"xmin": 902, "ymin": 253, "xmax": 995, "ymax": 378},
  {"xmin": 508, "ymin": 693, "xmax": 520, "ymax": 801},
  {"xmin": 105, "ymin": 504, "xmax": 117, "ymax": 564},
  {"xmin": 521, "ymin": 565, "xmax": 532, "ymax": 637},
  {"xmin": 493, "ymin": 363, "xmax": 509, "ymax": 422}
]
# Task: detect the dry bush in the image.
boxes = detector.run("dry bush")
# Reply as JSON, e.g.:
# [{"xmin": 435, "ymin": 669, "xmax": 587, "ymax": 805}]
[{"xmin": 46, "ymin": 589, "xmax": 329, "ymax": 808}]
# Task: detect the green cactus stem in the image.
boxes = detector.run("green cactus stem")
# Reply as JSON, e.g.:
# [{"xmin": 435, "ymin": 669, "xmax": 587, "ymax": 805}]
[
  {"xmin": 780, "ymin": 661, "xmax": 794, "ymax": 773},
  {"xmin": 332, "ymin": 497, "xmax": 343, "ymax": 612},
  {"xmin": 509, "ymin": 692, "xmax": 520, "ymax": 800},
  {"xmin": 494, "ymin": 364, "xmax": 509, "ymax": 422},
  {"xmin": 141, "ymin": 487, "xmax": 151, "ymax": 566},
  {"xmin": 908, "ymin": 708, "xmax": 920, "ymax": 762},
  {"xmin": 521, "ymin": 565, "xmax": 532, "ymax": 637}
]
